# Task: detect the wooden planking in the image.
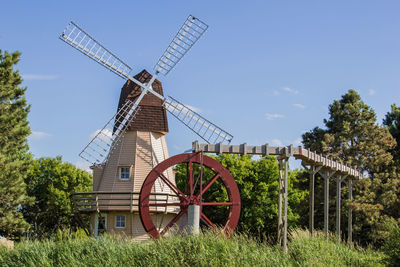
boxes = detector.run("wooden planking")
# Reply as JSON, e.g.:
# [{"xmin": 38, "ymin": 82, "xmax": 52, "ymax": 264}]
[
  {"xmin": 132, "ymin": 213, "xmax": 149, "ymax": 240},
  {"xmin": 106, "ymin": 212, "xmax": 132, "ymax": 237},
  {"xmin": 151, "ymin": 133, "xmax": 169, "ymax": 212},
  {"xmin": 97, "ymin": 137, "xmax": 122, "ymax": 191},
  {"xmin": 113, "ymin": 132, "xmax": 136, "ymax": 192},
  {"xmin": 92, "ymin": 165, "xmax": 104, "ymax": 191},
  {"xmin": 118, "ymin": 131, "xmax": 137, "ymax": 166},
  {"xmin": 133, "ymin": 131, "xmax": 154, "ymax": 193},
  {"xmin": 160, "ymin": 134, "xmax": 174, "ymax": 182}
]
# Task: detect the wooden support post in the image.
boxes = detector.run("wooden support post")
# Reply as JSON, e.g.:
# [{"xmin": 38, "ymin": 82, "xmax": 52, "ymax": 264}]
[
  {"xmin": 283, "ymin": 157, "xmax": 289, "ymax": 253},
  {"xmin": 324, "ymin": 174, "xmax": 329, "ymax": 239},
  {"xmin": 336, "ymin": 175, "xmax": 342, "ymax": 241},
  {"xmin": 348, "ymin": 179, "xmax": 353, "ymax": 246},
  {"xmin": 320, "ymin": 170, "xmax": 336, "ymax": 240},
  {"xmin": 309, "ymin": 166, "xmax": 315, "ymax": 235},
  {"xmin": 277, "ymin": 158, "xmax": 283, "ymax": 245},
  {"xmin": 302, "ymin": 163, "xmax": 322, "ymax": 236}
]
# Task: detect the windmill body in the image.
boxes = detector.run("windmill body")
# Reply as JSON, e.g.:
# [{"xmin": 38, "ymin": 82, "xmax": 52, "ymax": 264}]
[{"xmin": 90, "ymin": 70, "xmax": 178, "ymax": 239}]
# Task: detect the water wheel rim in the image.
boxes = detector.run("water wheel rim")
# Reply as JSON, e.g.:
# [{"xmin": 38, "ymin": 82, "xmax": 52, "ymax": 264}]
[{"xmin": 139, "ymin": 153, "xmax": 241, "ymax": 239}]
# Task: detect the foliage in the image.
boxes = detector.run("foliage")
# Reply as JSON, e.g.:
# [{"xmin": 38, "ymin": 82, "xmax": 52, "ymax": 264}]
[
  {"xmin": 302, "ymin": 89, "xmax": 395, "ymax": 177},
  {"xmin": 174, "ymin": 154, "xmax": 307, "ymax": 239},
  {"xmin": 0, "ymin": 229, "xmax": 386, "ymax": 266},
  {"xmin": 382, "ymin": 220, "xmax": 400, "ymax": 266},
  {"xmin": 23, "ymin": 157, "xmax": 92, "ymax": 238},
  {"xmin": 351, "ymin": 178, "xmax": 400, "ymax": 247},
  {"xmin": 383, "ymin": 104, "xmax": 400, "ymax": 173},
  {"xmin": 0, "ymin": 50, "xmax": 33, "ymax": 238}
]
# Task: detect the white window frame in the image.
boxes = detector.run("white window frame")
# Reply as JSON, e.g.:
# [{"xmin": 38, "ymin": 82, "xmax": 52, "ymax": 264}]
[
  {"xmin": 119, "ymin": 167, "xmax": 130, "ymax": 180},
  {"xmin": 115, "ymin": 215, "xmax": 126, "ymax": 229}
]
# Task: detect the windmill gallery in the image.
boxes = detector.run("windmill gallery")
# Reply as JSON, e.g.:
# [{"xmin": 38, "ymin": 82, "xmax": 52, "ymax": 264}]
[{"xmin": 60, "ymin": 15, "xmax": 362, "ymax": 251}]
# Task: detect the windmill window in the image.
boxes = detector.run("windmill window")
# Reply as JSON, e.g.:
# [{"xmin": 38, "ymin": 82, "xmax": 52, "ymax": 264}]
[
  {"xmin": 115, "ymin": 215, "xmax": 125, "ymax": 228},
  {"xmin": 119, "ymin": 167, "xmax": 130, "ymax": 180}
]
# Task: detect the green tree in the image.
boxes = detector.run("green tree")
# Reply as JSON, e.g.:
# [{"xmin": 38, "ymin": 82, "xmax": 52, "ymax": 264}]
[
  {"xmin": 0, "ymin": 50, "xmax": 33, "ymax": 238},
  {"xmin": 383, "ymin": 104, "xmax": 400, "ymax": 173},
  {"xmin": 351, "ymin": 178, "xmax": 400, "ymax": 246},
  {"xmin": 23, "ymin": 157, "xmax": 92, "ymax": 238},
  {"xmin": 302, "ymin": 89, "xmax": 395, "ymax": 177},
  {"xmin": 175, "ymin": 154, "xmax": 307, "ymax": 239},
  {"xmin": 302, "ymin": 89, "xmax": 398, "ymax": 247}
]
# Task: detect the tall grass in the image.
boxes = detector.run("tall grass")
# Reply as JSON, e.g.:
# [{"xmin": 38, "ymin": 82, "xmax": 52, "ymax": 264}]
[{"xmin": 0, "ymin": 229, "xmax": 386, "ymax": 267}]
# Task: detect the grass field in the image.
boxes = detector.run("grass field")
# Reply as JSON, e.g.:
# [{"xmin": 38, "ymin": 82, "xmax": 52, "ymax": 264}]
[{"xmin": 0, "ymin": 229, "xmax": 387, "ymax": 267}]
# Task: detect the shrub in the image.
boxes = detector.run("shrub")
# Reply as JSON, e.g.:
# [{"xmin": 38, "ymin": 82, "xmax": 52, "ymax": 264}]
[{"xmin": 382, "ymin": 220, "xmax": 400, "ymax": 266}]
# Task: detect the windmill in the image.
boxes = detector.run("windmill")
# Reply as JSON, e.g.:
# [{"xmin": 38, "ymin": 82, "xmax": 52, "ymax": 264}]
[{"xmin": 60, "ymin": 15, "xmax": 235, "ymax": 239}]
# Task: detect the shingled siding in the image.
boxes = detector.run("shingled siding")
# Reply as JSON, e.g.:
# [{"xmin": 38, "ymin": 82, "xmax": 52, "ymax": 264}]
[{"xmin": 116, "ymin": 69, "xmax": 169, "ymax": 133}]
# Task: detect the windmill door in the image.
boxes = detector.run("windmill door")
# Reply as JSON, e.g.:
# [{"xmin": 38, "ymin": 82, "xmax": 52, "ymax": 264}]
[{"xmin": 94, "ymin": 214, "xmax": 108, "ymax": 237}]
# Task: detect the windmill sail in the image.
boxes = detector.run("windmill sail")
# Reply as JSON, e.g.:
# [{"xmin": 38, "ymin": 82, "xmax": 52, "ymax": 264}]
[
  {"xmin": 60, "ymin": 17, "xmax": 233, "ymax": 164},
  {"xmin": 164, "ymin": 96, "xmax": 233, "ymax": 144},
  {"xmin": 59, "ymin": 21, "xmax": 132, "ymax": 80},
  {"xmin": 79, "ymin": 99, "xmax": 141, "ymax": 165},
  {"xmin": 154, "ymin": 15, "xmax": 208, "ymax": 75}
]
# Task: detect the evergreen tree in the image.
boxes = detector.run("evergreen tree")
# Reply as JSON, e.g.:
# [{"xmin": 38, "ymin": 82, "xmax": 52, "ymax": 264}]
[
  {"xmin": 302, "ymin": 89, "xmax": 395, "ymax": 177},
  {"xmin": 301, "ymin": 89, "xmax": 398, "ymax": 247},
  {"xmin": 383, "ymin": 104, "xmax": 400, "ymax": 173},
  {"xmin": 0, "ymin": 50, "xmax": 33, "ymax": 238}
]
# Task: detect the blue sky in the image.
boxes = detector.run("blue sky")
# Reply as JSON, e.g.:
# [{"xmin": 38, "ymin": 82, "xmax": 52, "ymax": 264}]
[{"xmin": 1, "ymin": 1, "xmax": 399, "ymax": 171}]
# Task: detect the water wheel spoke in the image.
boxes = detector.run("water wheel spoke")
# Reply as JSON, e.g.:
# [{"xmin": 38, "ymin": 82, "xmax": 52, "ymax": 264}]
[
  {"xmin": 201, "ymin": 202, "xmax": 233, "ymax": 206},
  {"xmin": 160, "ymin": 208, "xmax": 187, "ymax": 236},
  {"xmin": 196, "ymin": 173, "xmax": 220, "ymax": 199},
  {"xmin": 193, "ymin": 153, "xmax": 204, "ymax": 195},
  {"xmin": 200, "ymin": 212, "xmax": 217, "ymax": 229},
  {"xmin": 148, "ymin": 202, "xmax": 181, "ymax": 207},
  {"xmin": 188, "ymin": 160, "xmax": 194, "ymax": 197},
  {"xmin": 156, "ymin": 170, "xmax": 186, "ymax": 200}
]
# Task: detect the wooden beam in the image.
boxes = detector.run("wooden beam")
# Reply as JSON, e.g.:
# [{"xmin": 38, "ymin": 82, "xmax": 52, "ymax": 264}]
[
  {"xmin": 283, "ymin": 157, "xmax": 289, "ymax": 253},
  {"xmin": 348, "ymin": 179, "xmax": 353, "ymax": 246},
  {"xmin": 320, "ymin": 170, "xmax": 336, "ymax": 239},
  {"xmin": 302, "ymin": 163, "xmax": 322, "ymax": 236},
  {"xmin": 277, "ymin": 158, "xmax": 283, "ymax": 245},
  {"xmin": 336, "ymin": 175, "xmax": 346, "ymax": 241}
]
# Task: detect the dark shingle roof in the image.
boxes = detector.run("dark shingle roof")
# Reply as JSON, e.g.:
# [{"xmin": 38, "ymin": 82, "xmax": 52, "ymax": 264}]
[{"xmin": 116, "ymin": 69, "xmax": 169, "ymax": 134}]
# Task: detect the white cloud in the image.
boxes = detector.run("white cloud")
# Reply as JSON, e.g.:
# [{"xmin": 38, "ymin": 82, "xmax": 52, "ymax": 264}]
[
  {"xmin": 185, "ymin": 104, "xmax": 201, "ymax": 113},
  {"xmin": 22, "ymin": 74, "xmax": 59, "ymax": 81},
  {"xmin": 282, "ymin": 87, "xmax": 299, "ymax": 94},
  {"xmin": 75, "ymin": 160, "xmax": 92, "ymax": 173},
  {"xmin": 368, "ymin": 89, "xmax": 376, "ymax": 96},
  {"xmin": 266, "ymin": 113, "xmax": 284, "ymax": 120},
  {"xmin": 30, "ymin": 131, "xmax": 52, "ymax": 139},
  {"xmin": 89, "ymin": 128, "xmax": 112, "ymax": 141},
  {"xmin": 273, "ymin": 90, "xmax": 280, "ymax": 96},
  {"xmin": 271, "ymin": 139, "xmax": 283, "ymax": 146},
  {"xmin": 293, "ymin": 103, "xmax": 306, "ymax": 109}
]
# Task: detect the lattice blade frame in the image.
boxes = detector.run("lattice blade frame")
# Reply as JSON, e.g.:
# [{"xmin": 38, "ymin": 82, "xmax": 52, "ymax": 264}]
[
  {"xmin": 164, "ymin": 96, "xmax": 233, "ymax": 144},
  {"xmin": 154, "ymin": 15, "xmax": 209, "ymax": 75},
  {"xmin": 59, "ymin": 21, "xmax": 132, "ymax": 80},
  {"xmin": 79, "ymin": 99, "xmax": 141, "ymax": 165}
]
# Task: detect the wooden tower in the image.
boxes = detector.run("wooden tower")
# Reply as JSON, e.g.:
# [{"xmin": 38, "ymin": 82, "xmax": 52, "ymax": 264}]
[{"xmin": 89, "ymin": 70, "xmax": 177, "ymax": 240}]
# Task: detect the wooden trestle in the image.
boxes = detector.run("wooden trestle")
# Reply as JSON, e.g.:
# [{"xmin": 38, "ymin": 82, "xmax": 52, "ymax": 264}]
[{"xmin": 192, "ymin": 141, "xmax": 362, "ymax": 252}]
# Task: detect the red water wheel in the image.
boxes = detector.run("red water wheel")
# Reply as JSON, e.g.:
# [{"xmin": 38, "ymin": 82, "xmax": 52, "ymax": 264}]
[{"xmin": 139, "ymin": 153, "xmax": 241, "ymax": 239}]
